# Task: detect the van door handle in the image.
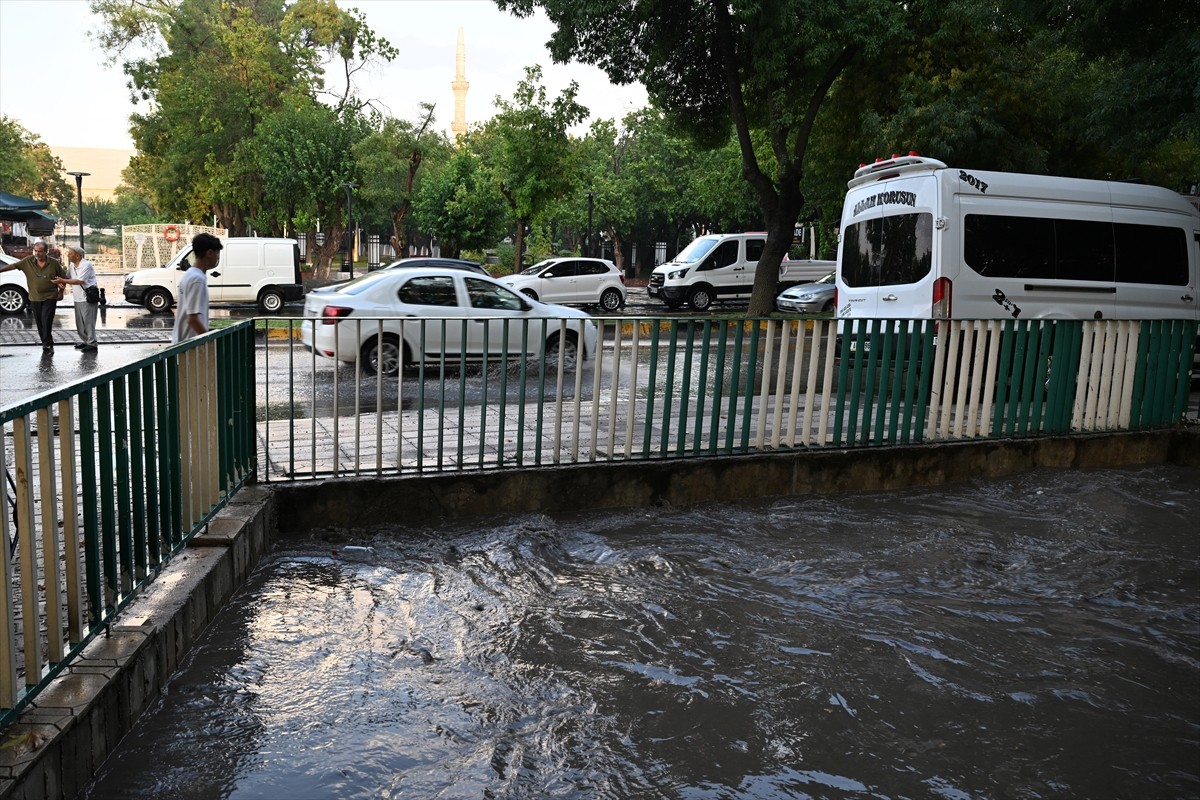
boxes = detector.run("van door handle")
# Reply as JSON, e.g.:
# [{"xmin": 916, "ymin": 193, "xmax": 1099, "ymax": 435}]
[
  {"xmin": 882, "ymin": 294, "xmax": 898, "ymax": 301},
  {"xmin": 1183, "ymin": 294, "xmax": 1195, "ymax": 302}
]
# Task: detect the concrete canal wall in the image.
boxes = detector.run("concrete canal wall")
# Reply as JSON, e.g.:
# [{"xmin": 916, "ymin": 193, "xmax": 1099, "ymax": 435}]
[{"xmin": 1, "ymin": 427, "xmax": 1197, "ymax": 799}]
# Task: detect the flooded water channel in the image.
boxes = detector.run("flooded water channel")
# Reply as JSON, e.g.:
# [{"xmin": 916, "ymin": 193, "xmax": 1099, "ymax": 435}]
[{"xmin": 84, "ymin": 466, "xmax": 1199, "ymax": 799}]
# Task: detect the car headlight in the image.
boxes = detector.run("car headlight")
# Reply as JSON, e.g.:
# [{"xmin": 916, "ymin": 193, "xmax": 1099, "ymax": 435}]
[
  {"xmin": 795, "ymin": 293, "xmax": 816, "ymax": 301},
  {"xmin": 667, "ymin": 268, "xmax": 688, "ymax": 280}
]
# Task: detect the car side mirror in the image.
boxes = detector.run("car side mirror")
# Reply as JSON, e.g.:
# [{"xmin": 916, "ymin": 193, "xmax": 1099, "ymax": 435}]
[{"xmin": 177, "ymin": 257, "xmax": 190, "ymax": 271}]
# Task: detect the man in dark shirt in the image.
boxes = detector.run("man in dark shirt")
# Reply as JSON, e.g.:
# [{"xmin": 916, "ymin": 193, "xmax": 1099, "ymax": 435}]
[{"xmin": 0, "ymin": 241, "xmax": 67, "ymax": 352}]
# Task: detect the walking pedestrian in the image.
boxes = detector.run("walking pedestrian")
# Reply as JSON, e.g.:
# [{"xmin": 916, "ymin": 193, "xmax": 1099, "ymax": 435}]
[
  {"xmin": 0, "ymin": 241, "xmax": 66, "ymax": 352},
  {"xmin": 171, "ymin": 232, "xmax": 223, "ymax": 344},
  {"xmin": 53, "ymin": 245, "xmax": 100, "ymax": 351}
]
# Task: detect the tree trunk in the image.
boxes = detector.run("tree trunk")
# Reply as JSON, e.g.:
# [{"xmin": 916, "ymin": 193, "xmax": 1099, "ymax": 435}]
[
  {"xmin": 513, "ymin": 218, "xmax": 528, "ymax": 271},
  {"xmin": 607, "ymin": 225, "xmax": 624, "ymax": 270},
  {"xmin": 308, "ymin": 224, "xmax": 345, "ymax": 282}
]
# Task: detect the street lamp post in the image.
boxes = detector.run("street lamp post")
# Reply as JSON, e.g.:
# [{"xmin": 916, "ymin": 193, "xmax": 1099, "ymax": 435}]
[
  {"xmin": 585, "ymin": 190, "xmax": 594, "ymax": 258},
  {"xmin": 343, "ymin": 182, "xmax": 358, "ymax": 277},
  {"xmin": 65, "ymin": 170, "xmax": 90, "ymax": 250}
]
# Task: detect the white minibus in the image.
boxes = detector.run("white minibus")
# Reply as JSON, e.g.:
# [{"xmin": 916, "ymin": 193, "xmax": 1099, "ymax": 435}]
[{"xmin": 834, "ymin": 155, "xmax": 1199, "ymax": 323}]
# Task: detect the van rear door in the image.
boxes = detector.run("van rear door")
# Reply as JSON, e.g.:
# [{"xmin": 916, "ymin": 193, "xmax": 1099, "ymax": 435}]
[
  {"xmin": 208, "ymin": 240, "xmax": 260, "ymax": 303},
  {"xmin": 836, "ymin": 173, "xmax": 938, "ymax": 322}
]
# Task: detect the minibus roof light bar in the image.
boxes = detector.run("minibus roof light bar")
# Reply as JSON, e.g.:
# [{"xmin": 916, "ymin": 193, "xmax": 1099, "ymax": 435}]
[{"xmin": 849, "ymin": 154, "xmax": 948, "ymax": 189}]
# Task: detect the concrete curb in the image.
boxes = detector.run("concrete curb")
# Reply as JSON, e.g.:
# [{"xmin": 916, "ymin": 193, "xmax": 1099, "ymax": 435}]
[{"xmin": 0, "ymin": 486, "xmax": 274, "ymax": 800}]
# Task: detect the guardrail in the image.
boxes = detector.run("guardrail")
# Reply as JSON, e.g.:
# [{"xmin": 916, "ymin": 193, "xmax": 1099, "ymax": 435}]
[
  {"xmin": 256, "ymin": 315, "xmax": 1197, "ymax": 479},
  {"xmin": 0, "ymin": 325, "xmax": 255, "ymax": 727}
]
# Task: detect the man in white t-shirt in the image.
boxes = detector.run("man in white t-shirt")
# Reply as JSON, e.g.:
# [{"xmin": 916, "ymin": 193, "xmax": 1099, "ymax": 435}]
[
  {"xmin": 53, "ymin": 245, "xmax": 100, "ymax": 350},
  {"xmin": 171, "ymin": 233, "xmax": 223, "ymax": 344}
]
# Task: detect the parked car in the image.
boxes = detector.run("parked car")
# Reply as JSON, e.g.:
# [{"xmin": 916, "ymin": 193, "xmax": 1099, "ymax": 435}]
[
  {"xmin": 775, "ymin": 271, "xmax": 836, "ymax": 314},
  {"xmin": 381, "ymin": 257, "xmax": 490, "ymax": 276},
  {"xmin": 300, "ymin": 267, "xmax": 598, "ymax": 376},
  {"xmin": 0, "ymin": 253, "xmax": 30, "ymax": 314},
  {"xmin": 498, "ymin": 257, "xmax": 626, "ymax": 311}
]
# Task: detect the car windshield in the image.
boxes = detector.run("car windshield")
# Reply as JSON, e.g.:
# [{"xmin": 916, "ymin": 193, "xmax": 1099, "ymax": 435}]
[
  {"xmin": 816, "ymin": 272, "xmax": 835, "ymax": 285},
  {"xmin": 673, "ymin": 237, "xmax": 719, "ymax": 265},
  {"xmin": 520, "ymin": 259, "xmax": 556, "ymax": 276}
]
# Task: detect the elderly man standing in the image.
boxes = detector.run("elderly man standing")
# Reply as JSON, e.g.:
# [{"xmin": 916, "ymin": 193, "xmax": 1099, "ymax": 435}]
[
  {"xmin": 0, "ymin": 241, "xmax": 66, "ymax": 352},
  {"xmin": 53, "ymin": 245, "xmax": 100, "ymax": 351}
]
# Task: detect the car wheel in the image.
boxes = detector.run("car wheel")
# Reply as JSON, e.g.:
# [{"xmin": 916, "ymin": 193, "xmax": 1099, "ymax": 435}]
[
  {"xmin": 821, "ymin": 299, "xmax": 834, "ymax": 313},
  {"xmin": 258, "ymin": 289, "xmax": 284, "ymax": 313},
  {"xmin": 361, "ymin": 334, "xmax": 403, "ymax": 377},
  {"xmin": 544, "ymin": 332, "xmax": 579, "ymax": 371},
  {"xmin": 598, "ymin": 287, "xmax": 623, "ymax": 312},
  {"xmin": 521, "ymin": 289, "xmax": 539, "ymax": 301},
  {"xmin": 0, "ymin": 286, "xmax": 28, "ymax": 314},
  {"xmin": 145, "ymin": 289, "xmax": 172, "ymax": 313},
  {"xmin": 688, "ymin": 286, "xmax": 713, "ymax": 311}
]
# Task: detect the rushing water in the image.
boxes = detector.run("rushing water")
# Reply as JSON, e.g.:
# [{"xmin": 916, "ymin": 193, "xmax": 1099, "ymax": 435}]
[{"xmin": 84, "ymin": 466, "xmax": 1199, "ymax": 800}]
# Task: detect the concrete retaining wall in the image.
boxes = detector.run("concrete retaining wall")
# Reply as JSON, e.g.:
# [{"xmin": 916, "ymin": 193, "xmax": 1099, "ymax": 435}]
[
  {"xmin": 1, "ymin": 428, "xmax": 1196, "ymax": 798},
  {"xmin": 272, "ymin": 428, "xmax": 1200, "ymax": 534}
]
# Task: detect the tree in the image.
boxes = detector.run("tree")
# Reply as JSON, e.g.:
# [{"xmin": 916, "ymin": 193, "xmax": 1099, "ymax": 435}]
[
  {"xmin": 480, "ymin": 66, "xmax": 588, "ymax": 267},
  {"xmin": 499, "ymin": 0, "xmax": 906, "ymax": 315},
  {"xmin": 413, "ymin": 146, "xmax": 508, "ymax": 257},
  {"xmin": 0, "ymin": 116, "xmax": 74, "ymax": 214},
  {"xmin": 354, "ymin": 105, "xmax": 452, "ymax": 257},
  {"xmin": 90, "ymin": 0, "xmax": 395, "ymax": 234},
  {"xmin": 251, "ymin": 100, "xmax": 369, "ymax": 279}
]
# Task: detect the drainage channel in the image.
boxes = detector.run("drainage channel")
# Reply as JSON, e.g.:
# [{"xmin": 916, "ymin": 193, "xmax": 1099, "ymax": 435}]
[{"xmin": 81, "ymin": 464, "xmax": 1199, "ymax": 799}]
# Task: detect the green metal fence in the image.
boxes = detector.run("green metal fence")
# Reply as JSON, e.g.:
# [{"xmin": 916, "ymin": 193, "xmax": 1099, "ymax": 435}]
[
  {"xmin": 256, "ymin": 315, "xmax": 1198, "ymax": 478},
  {"xmin": 0, "ymin": 324, "xmax": 255, "ymax": 727}
]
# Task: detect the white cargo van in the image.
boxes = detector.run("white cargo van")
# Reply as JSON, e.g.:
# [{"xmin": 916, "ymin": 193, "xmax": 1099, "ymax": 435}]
[
  {"xmin": 648, "ymin": 233, "xmax": 832, "ymax": 311},
  {"xmin": 123, "ymin": 236, "xmax": 303, "ymax": 313},
  {"xmin": 834, "ymin": 155, "xmax": 1199, "ymax": 322}
]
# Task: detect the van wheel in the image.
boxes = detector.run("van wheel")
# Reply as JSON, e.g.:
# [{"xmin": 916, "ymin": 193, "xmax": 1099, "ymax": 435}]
[
  {"xmin": 688, "ymin": 286, "xmax": 713, "ymax": 311},
  {"xmin": 145, "ymin": 289, "xmax": 172, "ymax": 313},
  {"xmin": 258, "ymin": 289, "xmax": 284, "ymax": 313},
  {"xmin": 0, "ymin": 285, "xmax": 29, "ymax": 314},
  {"xmin": 362, "ymin": 334, "xmax": 403, "ymax": 377},
  {"xmin": 599, "ymin": 287, "xmax": 624, "ymax": 311}
]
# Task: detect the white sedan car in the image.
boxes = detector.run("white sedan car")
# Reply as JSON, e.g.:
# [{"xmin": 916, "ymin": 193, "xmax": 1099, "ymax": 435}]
[
  {"xmin": 498, "ymin": 257, "xmax": 626, "ymax": 311},
  {"xmin": 0, "ymin": 253, "xmax": 31, "ymax": 314},
  {"xmin": 300, "ymin": 267, "xmax": 598, "ymax": 376}
]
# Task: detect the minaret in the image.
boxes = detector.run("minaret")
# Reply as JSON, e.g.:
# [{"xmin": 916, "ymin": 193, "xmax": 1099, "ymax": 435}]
[{"xmin": 451, "ymin": 27, "xmax": 469, "ymax": 143}]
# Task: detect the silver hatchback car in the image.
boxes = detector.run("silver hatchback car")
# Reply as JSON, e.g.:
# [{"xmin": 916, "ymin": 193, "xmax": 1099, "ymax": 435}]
[{"xmin": 775, "ymin": 271, "xmax": 836, "ymax": 314}]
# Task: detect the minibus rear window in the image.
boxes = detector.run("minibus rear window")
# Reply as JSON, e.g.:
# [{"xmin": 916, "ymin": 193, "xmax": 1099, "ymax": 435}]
[{"xmin": 841, "ymin": 213, "xmax": 933, "ymax": 288}]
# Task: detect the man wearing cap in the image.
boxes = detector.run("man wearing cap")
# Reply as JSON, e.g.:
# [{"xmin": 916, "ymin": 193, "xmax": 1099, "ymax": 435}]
[
  {"xmin": 53, "ymin": 245, "xmax": 100, "ymax": 351},
  {"xmin": 0, "ymin": 241, "xmax": 67, "ymax": 352}
]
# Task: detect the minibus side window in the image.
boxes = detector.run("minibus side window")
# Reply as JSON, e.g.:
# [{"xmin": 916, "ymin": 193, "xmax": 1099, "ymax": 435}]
[
  {"xmin": 1054, "ymin": 219, "xmax": 1113, "ymax": 281},
  {"xmin": 841, "ymin": 213, "xmax": 932, "ymax": 287},
  {"xmin": 965, "ymin": 215, "xmax": 1055, "ymax": 279},
  {"xmin": 1114, "ymin": 223, "xmax": 1189, "ymax": 285}
]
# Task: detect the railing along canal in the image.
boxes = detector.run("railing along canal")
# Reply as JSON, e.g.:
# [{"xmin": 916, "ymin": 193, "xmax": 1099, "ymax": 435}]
[
  {"xmin": 0, "ymin": 325, "xmax": 255, "ymax": 727},
  {"xmin": 257, "ymin": 316, "xmax": 1198, "ymax": 480}
]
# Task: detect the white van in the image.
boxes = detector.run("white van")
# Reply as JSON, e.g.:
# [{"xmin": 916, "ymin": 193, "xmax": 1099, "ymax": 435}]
[
  {"xmin": 648, "ymin": 233, "xmax": 832, "ymax": 311},
  {"xmin": 123, "ymin": 236, "xmax": 303, "ymax": 313},
  {"xmin": 834, "ymin": 155, "xmax": 1200, "ymax": 322}
]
